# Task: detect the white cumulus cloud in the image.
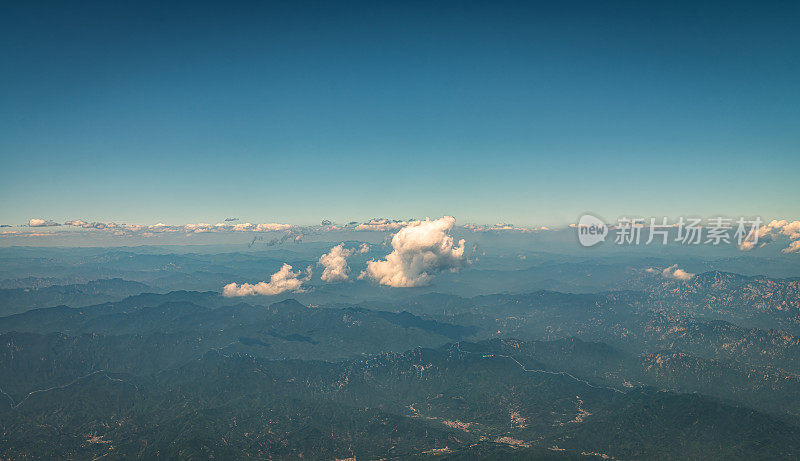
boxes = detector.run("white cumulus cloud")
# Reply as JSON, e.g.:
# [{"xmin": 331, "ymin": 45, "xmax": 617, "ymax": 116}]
[
  {"xmin": 222, "ymin": 263, "xmax": 311, "ymax": 297},
  {"xmin": 360, "ymin": 216, "xmax": 466, "ymax": 287},
  {"xmin": 317, "ymin": 243, "xmax": 371, "ymax": 282},
  {"xmin": 783, "ymin": 240, "xmax": 800, "ymax": 254},
  {"xmin": 660, "ymin": 264, "xmax": 695, "ymax": 281},
  {"xmin": 318, "ymin": 244, "xmax": 354, "ymax": 282},
  {"xmin": 739, "ymin": 219, "xmax": 800, "ymax": 253}
]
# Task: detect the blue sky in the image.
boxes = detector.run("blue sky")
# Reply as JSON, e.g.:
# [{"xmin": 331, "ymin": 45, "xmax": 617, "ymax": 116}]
[{"xmin": 1, "ymin": 0, "xmax": 798, "ymax": 227}]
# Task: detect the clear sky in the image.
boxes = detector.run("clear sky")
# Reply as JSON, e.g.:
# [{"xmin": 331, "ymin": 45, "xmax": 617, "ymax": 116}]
[{"xmin": 1, "ymin": 0, "xmax": 798, "ymax": 227}]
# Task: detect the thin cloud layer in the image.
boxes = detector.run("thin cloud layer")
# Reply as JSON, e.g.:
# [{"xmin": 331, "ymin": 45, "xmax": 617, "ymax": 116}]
[
  {"xmin": 65, "ymin": 220, "xmax": 121, "ymax": 230},
  {"xmin": 360, "ymin": 216, "xmax": 466, "ymax": 287},
  {"xmin": 463, "ymin": 223, "xmax": 534, "ymax": 232},
  {"xmin": 222, "ymin": 263, "xmax": 311, "ymax": 297},
  {"xmin": 63, "ymin": 220, "xmax": 296, "ymax": 236},
  {"xmin": 354, "ymin": 218, "xmax": 415, "ymax": 231},
  {"xmin": 28, "ymin": 218, "xmax": 60, "ymax": 227},
  {"xmin": 232, "ymin": 222, "xmax": 293, "ymax": 232},
  {"xmin": 11, "ymin": 217, "xmax": 799, "ymax": 253}
]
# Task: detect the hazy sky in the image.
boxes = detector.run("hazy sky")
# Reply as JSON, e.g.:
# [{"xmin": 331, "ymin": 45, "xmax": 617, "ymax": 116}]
[{"xmin": 1, "ymin": 0, "xmax": 798, "ymax": 226}]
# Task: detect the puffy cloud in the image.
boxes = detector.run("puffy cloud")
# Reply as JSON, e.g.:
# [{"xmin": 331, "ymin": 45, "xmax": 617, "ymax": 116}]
[
  {"xmin": 739, "ymin": 219, "xmax": 800, "ymax": 253},
  {"xmin": 318, "ymin": 244, "xmax": 354, "ymax": 282},
  {"xmin": 321, "ymin": 219, "xmax": 333, "ymax": 226},
  {"xmin": 738, "ymin": 221, "xmax": 775, "ymax": 250},
  {"xmin": 779, "ymin": 221, "xmax": 800, "ymax": 240},
  {"xmin": 783, "ymin": 240, "xmax": 800, "ymax": 254},
  {"xmin": 738, "ymin": 240, "xmax": 756, "ymax": 251},
  {"xmin": 645, "ymin": 265, "xmax": 694, "ymax": 280},
  {"xmin": 317, "ymin": 243, "xmax": 370, "ymax": 282},
  {"xmin": 28, "ymin": 218, "xmax": 60, "ymax": 227},
  {"xmin": 660, "ymin": 264, "xmax": 695, "ymax": 281},
  {"xmin": 360, "ymin": 216, "xmax": 466, "ymax": 287},
  {"xmin": 222, "ymin": 263, "xmax": 311, "ymax": 297}
]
